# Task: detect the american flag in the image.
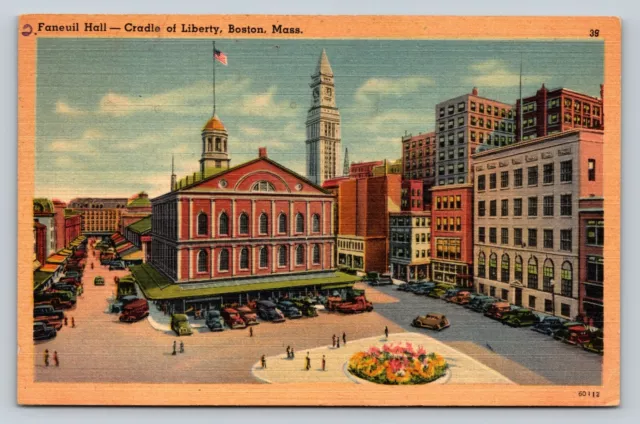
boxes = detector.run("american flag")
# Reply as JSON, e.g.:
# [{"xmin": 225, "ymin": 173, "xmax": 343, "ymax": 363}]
[{"xmin": 214, "ymin": 49, "xmax": 228, "ymax": 66}]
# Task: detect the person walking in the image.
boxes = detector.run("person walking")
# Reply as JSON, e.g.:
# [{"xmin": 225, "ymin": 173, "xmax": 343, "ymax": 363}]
[
  {"xmin": 64, "ymin": 317, "xmax": 68, "ymax": 326},
  {"xmin": 71, "ymin": 317, "xmax": 76, "ymax": 328},
  {"xmin": 291, "ymin": 347, "xmax": 295, "ymax": 359},
  {"xmin": 332, "ymin": 334, "xmax": 336, "ymax": 348},
  {"xmin": 53, "ymin": 351, "xmax": 59, "ymax": 367},
  {"xmin": 179, "ymin": 341, "xmax": 184, "ymax": 354},
  {"xmin": 305, "ymin": 352, "xmax": 311, "ymax": 371},
  {"xmin": 322, "ymin": 355, "xmax": 326, "ymax": 371},
  {"xmin": 249, "ymin": 327, "xmax": 254, "ymax": 337},
  {"xmin": 342, "ymin": 332, "xmax": 347, "ymax": 345},
  {"xmin": 172, "ymin": 340, "xmax": 177, "ymax": 356},
  {"xmin": 385, "ymin": 326, "xmax": 389, "ymax": 339},
  {"xmin": 44, "ymin": 349, "xmax": 49, "ymax": 367},
  {"xmin": 336, "ymin": 338, "xmax": 340, "ymax": 349},
  {"xmin": 261, "ymin": 354, "xmax": 267, "ymax": 369},
  {"xmin": 286, "ymin": 346, "xmax": 291, "ymax": 359}
]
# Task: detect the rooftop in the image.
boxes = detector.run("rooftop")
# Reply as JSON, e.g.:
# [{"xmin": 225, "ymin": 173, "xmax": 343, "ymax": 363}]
[
  {"xmin": 127, "ymin": 192, "xmax": 151, "ymax": 208},
  {"xmin": 127, "ymin": 216, "xmax": 152, "ymax": 235},
  {"xmin": 202, "ymin": 114, "xmax": 226, "ymax": 132}
]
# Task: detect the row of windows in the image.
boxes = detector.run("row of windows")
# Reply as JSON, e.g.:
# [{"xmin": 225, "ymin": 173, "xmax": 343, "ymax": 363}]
[
  {"xmin": 405, "ymin": 136, "xmax": 435, "ymax": 149},
  {"xmin": 391, "ymin": 216, "xmax": 430, "ymax": 227},
  {"xmin": 478, "ymin": 195, "xmax": 573, "ymax": 218},
  {"xmin": 439, "ymin": 176, "xmax": 467, "ymax": 185},
  {"xmin": 338, "ymin": 240, "xmax": 363, "ymax": 251},
  {"xmin": 435, "ymin": 238, "xmax": 461, "ymax": 260},
  {"xmin": 391, "ymin": 247, "xmax": 431, "ymax": 259},
  {"xmin": 435, "ymin": 195, "xmax": 462, "ymax": 210},
  {"xmin": 477, "ymin": 252, "xmax": 574, "ymax": 296},
  {"xmin": 196, "ymin": 212, "xmax": 321, "ymax": 236},
  {"xmin": 478, "ymin": 227, "xmax": 573, "ymax": 251},
  {"xmin": 438, "ymin": 162, "xmax": 466, "ymax": 176},
  {"xmin": 196, "ymin": 244, "xmax": 322, "ymax": 273},
  {"xmin": 390, "ymin": 232, "xmax": 430, "ymax": 243},
  {"xmin": 435, "ymin": 217, "xmax": 462, "ymax": 232},
  {"xmin": 478, "ymin": 283, "xmax": 573, "ymax": 317},
  {"xmin": 477, "ymin": 160, "xmax": 581, "ymax": 191},
  {"xmin": 439, "ymin": 102, "xmax": 513, "ymax": 118}
]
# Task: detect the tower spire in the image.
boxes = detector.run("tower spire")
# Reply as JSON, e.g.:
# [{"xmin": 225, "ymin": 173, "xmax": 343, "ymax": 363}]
[
  {"xmin": 343, "ymin": 148, "xmax": 350, "ymax": 176},
  {"xmin": 519, "ymin": 53, "xmax": 523, "ymax": 142},
  {"xmin": 170, "ymin": 154, "xmax": 177, "ymax": 191}
]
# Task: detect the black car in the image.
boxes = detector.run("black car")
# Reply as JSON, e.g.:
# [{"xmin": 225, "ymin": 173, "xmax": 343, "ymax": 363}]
[
  {"xmin": 51, "ymin": 283, "xmax": 78, "ymax": 296},
  {"xmin": 276, "ymin": 301, "xmax": 302, "ymax": 319},
  {"xmin": 109, "ymin": 261, "xmax": 127, "ymax": 270},
  {"xmin": 531, "ymin": 316, "xmax": 566, "ymax": 335},
  {"xmin": 33, "ymin": 304, "xmax": 65, "ymax": 320},
  {"xmin": 33, "ymin": 322, "xmax": 57, "ymax": 341}
]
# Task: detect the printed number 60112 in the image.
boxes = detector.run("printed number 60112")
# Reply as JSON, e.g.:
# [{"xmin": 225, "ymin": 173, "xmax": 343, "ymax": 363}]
[{"xmin": 578, "ymin": 391, "xmax": 600, "ymax": 397}]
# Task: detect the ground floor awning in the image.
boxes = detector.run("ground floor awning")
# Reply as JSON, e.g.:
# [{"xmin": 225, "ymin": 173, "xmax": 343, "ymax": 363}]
[
  {"xmin": 58, "ymin": 248, "xmax": 73, "ymax": 256},
  {"xmin": 130, "ymin": 264, "xmax": 361, "ymax": 301},
  {"xmin": 121, "ymin": 249, "xmax": 144, "ymax": 261},
  {"xmin": 116, "ymin": 242, "xmax": 135, "ymax": 254},
  {"xmin": 45, "ymin": 254, "xmax": 68, "ymax": 264},
  {"xmin": 39, "ymin": 263, "xmax": 61, "ymax": 273},
  {"xmin": 33, "ymin": 270, "xmax": 54, "ymax": 290}
]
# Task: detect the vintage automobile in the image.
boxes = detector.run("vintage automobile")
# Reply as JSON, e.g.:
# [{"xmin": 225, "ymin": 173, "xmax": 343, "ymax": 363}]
[
  {"xmin": 119, "ymin": 299, "xmax": 150, "ymax": 323},
  {"xmin": 235, "ymin": 305, "xmax": 259, "ymax": 325},
  {"xmin": 442, "ymin": 287, "xmax": 464, "ymax": 301},
  {"xmin": 483, "ymin": 302, "xmax": 512, "ymax": 320},
  {"xmin": 553, "ymin": 324, "xmax": 591, "ymax": 346},
  {"xmin": 368, "ymin": 273, "xmax": 394, "ymax": 286},
  {"xmin": 51, "ymin": 283, "xmax": 80, "ymax": 296},
  {"xmin": 582, "ymin": 330, "xmax": 604, "ymax": 355},
  {"xmin": 94, "ymin": 276, "xmax": 105, "ymax": 286},
  {"xmin": 447, "ymin": 291, "xmax": 472, "ymax": 305},
  {"xmin": 502, "ymin": 309, "xmax": 539, "ymax": 327},
  {"xmin": 205, "ymin": 310, "xmax": 225, "ymax": 332},
  {"xmin": 255, "ymin": 300, "xmax": 286, "ymax": 322},
  {"xmin": 531, "ymin": 316, "xmax": 566, "ymax": 335},
  {"xmin": 406, "ymin": 282, "xmax": 433, "ymax": 293},
  {"xmin": 464, "ymin": 295, "xmax": 490, "ymax": 310},
  {"xmin": 109, "ymin": 295, "xmax": 139, "ymax": 313},
  {"xmin": 412, "ymin": 313, "xmax": 450, "ymax": 331},
  {"xmin": 413, "ymin": 284, "xmax": 437, "ymax": 296},
  {"xmin": 109, "ymin": 260, "xmax": 127, "ymax": 271},
  {"xmin": 34, "ymin": 315, "xmax": 63, "ymax": 330},
  {"xmin": 65, "ymin": 270, "xmax": 82, "ymax": 280},
  {"xmin": 426, "ymin": 284, "xmax": 455, "ymax": 299},
  {"xmin": 33, "ymin": 304, "xmax": 65, "ymax": 321},
  {"xmin": 290, "ymin": 298, "xmax": 319, "ymax": 317},
  {"xmin": 276, "ymin": 301, "xmax": 303, "ymax": 319},
  {"xmin": 34, "ymin": 290, "xmax": 75, "ymax": 309},
  {"xmin": 335, "ymin": 296, "xmax": 373, "ymax": 314},
  {"xmin": 221, "ymin": 308, "xmax": 247, "ymax": 329},
  {"xmin": 33, "ymin": 322, "xmax": 57, "ymax": 341},
  {"xmin": 170, "ymin": 314, "xmax": 193, "ymax": 336}
]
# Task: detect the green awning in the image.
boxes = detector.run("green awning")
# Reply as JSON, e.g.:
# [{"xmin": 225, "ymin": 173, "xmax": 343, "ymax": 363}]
[
  {"xmin": 321, "ymin": 283, "xmax": 356, "ymax": 290},
  {"xmin": 34, "ymin": 270, "xmax": 54, "ymax": 290},
  {"xmin": 129, "ymin": 264, "xmax": 361, "ymax": 301}
]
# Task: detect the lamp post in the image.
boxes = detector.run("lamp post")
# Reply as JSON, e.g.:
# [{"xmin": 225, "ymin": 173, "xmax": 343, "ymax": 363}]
[{"xmin": 550, "ymin": 279, "xmax": 555, "ymax": 317}]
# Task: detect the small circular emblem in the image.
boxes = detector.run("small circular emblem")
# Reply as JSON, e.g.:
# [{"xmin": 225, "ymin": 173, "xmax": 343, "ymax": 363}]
[
  {"xmin": 295, "ymin": 183, "xmax": 303, "ymax": 191},
  {"xmin": 218, "ymin": 179, "xmax": 228, "ymax": 188}
]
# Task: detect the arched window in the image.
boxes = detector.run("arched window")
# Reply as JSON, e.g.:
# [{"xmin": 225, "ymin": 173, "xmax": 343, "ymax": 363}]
[
  {"xmin": 313, "ymin": 244, "xmax": 321, "ymax": 264},
  {"xmin": 477, "ymin": 252, "xmax": 486, "ymax": 278},
  {"xmin": 278, "ymin": 245, "xmax": 287, "ymax": 267},
  {"xmin": 501, "ymin": 253, "xmax": 510, "ymax": 283},
  {"xmin": 240, "ymin": 248, "xmax": 249, "ymax": 270},
  {"xmin": 259, "ymin": 213, "xmax": 268, "ymax": 235},
  {"xmin": 207, "ymin": 137, "xmax": 213, "ymax": 152},
  {"xmin": 259, "ymin": 247, "xmax": 268, "ymax": 268},
  {"xmin": 543, "ymin": 259, "xmax": 554, "ymax": 292},
  {"xmin": 219, "ymin": 249, "xmax": 229, "ymax": 271},
  {"xmin": 278, "ymin": 213, "xmax": 287, "ymax": 233},
  {"xmin": 251, "ymin": 181, "xmax": 276, "ymax": 192},
  {"xmin": 527, "ymin": 256, "xmax": 538, "ymax": 289},
  {"xmin": 514, "ymin": 255, "xmax": 523, "ymax": 281},
  {"xmin": 238, "ymin": 213, "xmax": 249, "ymax": 235},
  {"xmin": 197, "ymin": 212, "xmax": 208, "ymax": 235},
  {"xmin": 561, "ymin": 261, "xmax": 573, "ymax": 296},
  {"xmin": 219, "ymin": 212, "xmax": 229, "ymax": 236},
  {"xmin": 296, "ymin": 213, "xmax": 304, "ymax": 233},
  {"xmin": 197, "ymin": 250, "xmax": 208, "ymax": 273},
  {"xmin": 296, "ymin": 245, "xmax": 305, "ymax": 265},
  {"xmin": 489, "ymin": 253, "xmax": 498, "ymax": 280},
  {"xmin": 215, "ymin": 138, "xmax": 221, "ymax": 151},
  {"xmin": 312, "ymin": 214, "xmax": 320, "ymax": 233}
]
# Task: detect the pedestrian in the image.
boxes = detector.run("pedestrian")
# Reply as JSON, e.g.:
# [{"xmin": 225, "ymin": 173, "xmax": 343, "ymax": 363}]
[
  {"xmin": 336, "ymin": 338, "xmax": 340, "ymax": 349},
  {"xmin": 305, "ymin": 352, "xmax": 311, "ymax": 371},
  {"xmin": 172, "ymin": 340, "xmax": 177, "ymax": 356},
  {"xmin": 343, "ymin": 332, "xmax": 347, "ymax": 345},
  {"xmin": 249, "ymin": 327, "xmax": 253, "ymax": 337},
  {"xmin": 71, "ymin": 317, "xmax": 75, "ymax": 328},
  {"xmin": 385, "ymin": 326, "xmax": 389, "ymax": 339},
  {"xmin": 64, "ymin": 317, "xmax": 68, "ymax": 326},
  {"xmin": 286, "ymin": 345, "xmax": 291, "ymax": 358},
  {"xmin": 53, "ymin": 351, "xmax": 59, "ymax": 367},
  {"xmin": 261, "ymin": 354, "xmax": 267, "ymax": 369},
  {"xmin": 332, "ymin": 334, "xmax": 336, "ymax": 348},
  {"xmin": 291, "ymin": 347, "xmax": 295, "ymax": 359},
  {"xmin": 322, "ymin": 355, "xmax": 326, "ymax": 371},
  {"xmin": 180, "ymin": 341, "xmax": 184, "ymax": 353},
  {"xmin": 44, "ymin": 349, "xmax": 49, "ymax": 367}
]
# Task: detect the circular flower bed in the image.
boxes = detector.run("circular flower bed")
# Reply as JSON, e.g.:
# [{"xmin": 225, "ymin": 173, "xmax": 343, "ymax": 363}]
[{"xmin": 347, "ymin": 342, "xmax": 448, "ymax": 385}]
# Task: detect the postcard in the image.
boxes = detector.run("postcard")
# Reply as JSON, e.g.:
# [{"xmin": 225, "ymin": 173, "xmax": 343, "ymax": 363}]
[{"xmin": 17, "ymin": 15, "xmax": 621, "ymax": 406}]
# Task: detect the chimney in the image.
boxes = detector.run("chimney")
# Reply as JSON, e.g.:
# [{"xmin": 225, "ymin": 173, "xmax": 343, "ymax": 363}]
[
  {"xmin": 472, "ymin": 87, "xmax": 478, "ymax": 96},
  {"xmin": 258, "ymin": 147, "xmax": 268, "ymax": 158}
]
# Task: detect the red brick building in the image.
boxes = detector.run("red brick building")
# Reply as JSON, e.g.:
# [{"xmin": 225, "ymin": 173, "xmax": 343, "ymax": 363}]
[
  {"xmin": 401, "ymin": 180, "xmax": 424, "ymax": 212},
  {"xmin": 402, "ymin": 131, "xmax": 436, "ymax": 188},
  {"xmin": 430, "ymin": 184, "xmax": 474, "ymax": 287},
  {"xmin": 33, "ymin": 221, "xmax": 47, "ymax": 266},
  {"xmin": 516, "ymin": 84, "xmax": 604, "ymax": 142},
  {"xmin": 336, "ymin": 174, "xmax": 401, "ymax": 273},
  {"xmin": 349, "ymin": 160, "xmax": 383, "ymax": 179},
  {"xmin": 578, "ymin": 197, "xmax": 604, "ymax": 328}
]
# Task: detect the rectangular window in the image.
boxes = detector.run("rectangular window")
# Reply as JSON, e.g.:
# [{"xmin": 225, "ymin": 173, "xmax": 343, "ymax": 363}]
[
  {"xmin": 528, "ymin": 196, "xmax": 538, "ymax": 217},
  {"xmin": 489, "ymin": 173, "xmax": 497, "ymax": 189},
  {"xmin": 560, "ymin": 160, "xmax": 573, "ymax": 182},
  {"xmin": 436, "ymin": 218, "xmax": 441, "ymax": 231},
  {"xmin": 456, "ymin": 217, "xmax": 461, "ymax": 231},
  {"xmin": 560, "ymin": 194, "xmax": 572, "ymax": 216},
  {"xmin": 489, "ymin": 200, "xmax": 497, "ymax": 217},
  {"xmin": 501, "ymin": 228, "xmax": 509, "ymax": 245},
  {"xmin": 501, "ymin": 199, "xmax": 508, "ymax": 217},
  {"xmin": 543, "ymin": 196, "xmax": 554, "ymax": 216},
  {"xmin": 513, "ymin": 198, "xmax": 522, "ymax": 217},
  {"xmin": 478, "ymin": 175, "xmax": 486, "ymax": 191},
  {"xmin": 586, "ymin": 220, "xmax": 604, "ymax": 246},
  {"xmin": 528, "ymin": 228, "xmax": 537, "ymax": 247},
  {"xmin": 489, "ymin": 228, "xmax": 497, "ymax": 244},
  {"xmin": 544, "ymin": 299, "xmax": 553, "ymax": 313},
  {"xmin": 436, "ymin": 196, "xmax": 441, "ymax": 209},
  {"xmin": 560, "ymin": 304, "xmax": 571, "ymax": 318},
  {"xmin": 587, "ymin": 256, "xmax": 604, "ymax": 282},
  {"xmin": 490, "ymin": 286, "xmax": 496, "ymax": 297},
  {"xmin": 543, "ymin": 229, "xmax": 554, "ymax": 249},
  {"xmin": 528, "ymin": 166, "xmax": 539, "ymax": 186},
  {"xmin": 471, "ymin": 102, "xmax": 476, "ymax": 111},
  {"xmin": 478, "ymin": 227, "xmax": 485, "ymax": 243},
  {"xmin": 543, "ymin": 163, "xmax": 554, "ymax": 184},
  {"xmin": 514, "ymin": 169, "xmax": 523, "ymax": 187},
  {"xmin": 588, "ymin": 159, "xmax": 596, "ymax": 181},
  {"xmin": 456, "ymin": 195, "xmax": 462, "ymax": 209},
  {"xmin": 514, "ymin": 228, "xmax": 522, "ymax": 246},
  {"xmin": 458, "ymin": 102, "xmax": 465, "ymax": 112},
  {"xmin": 528, "ymin": 296, "xmax": 536, "ymax": 309},
  {"xmin": 478, "ymin": 201, "xmax": 486, "ymax": 216},
  {"xmin": 448, "ymin": 196, "xmax": 455, "ymax": 209},
  {"xmin": 501, "ymin": 289, "xmax": 509, "ymax": 301},
  {"xmin": 560, "ymin": 229, "xmax": 572, "ymax": 251},
  {"xmin": 500, "ymin": 171, "xmax": 509, "ymax": 188}
]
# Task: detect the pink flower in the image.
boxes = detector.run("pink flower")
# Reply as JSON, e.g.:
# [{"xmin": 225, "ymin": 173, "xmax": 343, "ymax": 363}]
[
  {"xmin": 405, "ymin": 342, "xmax": 414, "ymax": 354},
  {"xmin": 367, "ymin": 346, "xmax": 381, "ymax": 356},
  {"xmin": 389, "ymin": 358, "xmax": 404, "ymax": 373},
  {"xmin": 417, "ymin": 345, "xmax": 427, "ymax": 356}
]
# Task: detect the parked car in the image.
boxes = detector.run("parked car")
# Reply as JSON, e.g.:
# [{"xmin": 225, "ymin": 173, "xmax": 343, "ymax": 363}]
[
  {"xmin": 205, "ymin": 310, "xmax": 225, "ymax": 332},
  {"xmin": 442, "ymin": 287, "xmax": 464, "ymax": 300},
  {"xmin": 255, "ymin": 300, "xmax": 286, "ymax": 322},
  {"xmin": 33, "ymin": 304, "xmax": 65, "ymax": 321},
  {"xmin": 65, "ymin": 271, "xmax": 82, "ymax": 280},
  {"xmin": 235, "ymin": 305, "xmax": 259, "ymax": 325},
  {"xmin": 109, "ymin": 261, "xmax": 127, "ymax": 271},
  {"xmin": 59, "ymin": 276, "xmax": 81, "ymax": 286},
  {"xmin": 51, "ymin": 283, "xmax": 80, "ymax": 296},
  {"xmin": 426, "ymin": 284, "xmax": 455, "ymax": 299},
  {"xmin": 34, "ymin": 315, "xmax": 63, "ymax": 330},
  {"xmin": 378, "ymin": 273, "xmax": 394, "ymax": 285},
  {"xmin": 484, "ymin": 302, "xmax": 512, "ymax": 320},
  {"xmin": 276, "ymin": 301, "xmax": 303, "ymax": 319},
  {"xmin": 464, "ymin": 295, "xmax": 490, "ymax": 310},
  {"xmin": 221, "ymin": 308, "xmax": 247, "ymax": 329},
  {"xmin": 531, "ymin": 316, "xmax": 566, "ymax": 335},
  {"xmin": 553, "ymin": 324, "xmax": 591, "ymax": 346},
  {"xmin": 33, "ymin": 322, "xmax": 57, "ymax": 341},
  {"xmin": 335, "ymin": 296, "xmax": 373, "ymax": 314},
  {"xmin": 170, "ymin": 314, "xmax": 193, "ymax": 336},
  {"xmin": 582, "ymin": 330, "xmax": 604, "ymax": 355},
  {"xmin": 119, "ymin": 299, "xmax": 149, "ymax": 322},
  {"xmin": 407, "ymin": 283, "xmax": 433, "ymax": 294},
  {"xmin": 502, "ymin": 309, "xmax": 539, "ymax": 327},
  {"xmin": 447, "ymin": 291, "xmax": 472, "ymax": 305},
  {"xmin": 109, "ymin": 295, "xmax": 139, "ymax": 313},
  {"xmin": 94, "ymin": 276, "xmax": 105, "ymax": 286},
  {"xmin": 412, "ymin": 313, "xmax": 450, "ymax": 331},
  {"xmin": 291, "ymin": 298, "xmax": 319, "ymax": 317},
  {"xmin": 34, "ymin": 290, "xmax": 75, "ymax": 309},
  {"xmin": 396, "ymin": 283, "xmax": 411, "ymax": 291}
]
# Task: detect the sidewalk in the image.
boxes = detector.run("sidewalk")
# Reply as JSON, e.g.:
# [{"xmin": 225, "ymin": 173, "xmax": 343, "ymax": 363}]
[
  {"xmin": 251, "ymin": 332, "xmax": 514, "ymax": 384},
  {"xmin": 145, "ymin": 301, "xmax": 207, "ymax": 333}
]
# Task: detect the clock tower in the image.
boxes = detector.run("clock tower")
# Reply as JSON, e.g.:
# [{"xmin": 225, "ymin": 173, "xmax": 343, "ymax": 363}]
[{"xmin": 305, "ymin": 49, "xmax": 341, "ymax": 185}]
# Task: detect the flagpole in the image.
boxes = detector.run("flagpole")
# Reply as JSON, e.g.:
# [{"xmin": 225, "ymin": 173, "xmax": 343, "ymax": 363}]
[
  {"xmin": 519, "ymin": 53, "xmax": 523, "ymax": 142},
  {"xmin": 213, "ymin": 40, "xmax": 216, "ymax": 116}
]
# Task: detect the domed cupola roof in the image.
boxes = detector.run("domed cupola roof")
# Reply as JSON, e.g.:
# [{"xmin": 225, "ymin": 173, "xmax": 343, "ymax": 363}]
[{"xmin": 202, "ymin": 114, "xmax": 226, "ymax": 132}]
